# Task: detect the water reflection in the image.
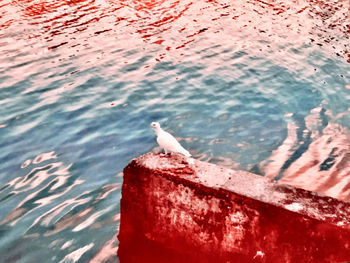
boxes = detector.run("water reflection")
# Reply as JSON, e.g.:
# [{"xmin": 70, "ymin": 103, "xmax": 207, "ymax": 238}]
[
  {"xmin": 59, "ymin": 243, "xmax": 94, "ymax": 263},
  {"xmin": 261, "ymin": 107, "xmax": 350, "ymax": 202},
  {"xmin": 0, "ymin": 150, "xmax": 121, "ymax": 262},
  {"xmin": 2, "ymin": 0, "xmax": 348, "ymax": 62},
  {"xmin": 89, "ymin": 237, "xmax": 119, "ymax": 263},
  {"xmin": 1, "ymin": 151, "xmax": 74, "ymax": 225},
  {"xmin": 0, "ymin": 0, "xmax": 349, "ymax": 262}
]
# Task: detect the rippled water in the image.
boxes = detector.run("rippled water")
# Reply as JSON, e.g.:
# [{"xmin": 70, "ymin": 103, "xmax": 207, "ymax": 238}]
[{"xmin": 0, "ymin": 0, "xmax": 349, "ymax": 262}]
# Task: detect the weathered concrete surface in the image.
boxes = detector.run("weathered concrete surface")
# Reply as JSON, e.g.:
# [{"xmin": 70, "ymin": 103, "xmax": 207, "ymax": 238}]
[{"xmin": 118, "ymin": 153, "xmax": 350, "ymax": 263}]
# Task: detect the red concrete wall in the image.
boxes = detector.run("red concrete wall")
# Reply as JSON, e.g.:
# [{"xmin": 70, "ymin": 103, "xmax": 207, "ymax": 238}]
[{"xmin": 118, "ymin": 153, "xmax": 350, "ymax": 263}]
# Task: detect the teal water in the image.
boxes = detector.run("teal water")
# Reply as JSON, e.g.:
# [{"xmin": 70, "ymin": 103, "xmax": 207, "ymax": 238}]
[{"xmin": 0, "ymin": 0, "xmax": 349, "ymax": 262}]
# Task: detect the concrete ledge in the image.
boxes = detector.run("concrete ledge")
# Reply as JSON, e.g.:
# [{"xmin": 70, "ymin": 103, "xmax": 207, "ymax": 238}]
[{"xmin": 118, "ymin": 153, "xmax": 350, "ymax": 263}]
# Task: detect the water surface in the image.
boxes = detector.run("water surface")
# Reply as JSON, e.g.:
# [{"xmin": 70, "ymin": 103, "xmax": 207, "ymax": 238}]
[{"xmin": 0, "ymin": 0, "xmax": 349, "ymax": 262}]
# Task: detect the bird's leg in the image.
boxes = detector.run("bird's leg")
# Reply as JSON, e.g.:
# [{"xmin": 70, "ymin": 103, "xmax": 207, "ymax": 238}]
[{"xmin": 164, "ymin": 149, "xmax": 168, "ymax": 154}]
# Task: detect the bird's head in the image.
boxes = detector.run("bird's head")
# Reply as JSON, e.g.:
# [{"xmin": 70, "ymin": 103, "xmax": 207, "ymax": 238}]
[{"xmin": 150, "ymin": 122, "xmax": 161, "ymax": 133}]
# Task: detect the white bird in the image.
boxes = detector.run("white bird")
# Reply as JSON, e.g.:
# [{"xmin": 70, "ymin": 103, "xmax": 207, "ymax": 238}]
[{"xmin": 150, "ymin": 122, "xmax": 191, "ymax": 157}]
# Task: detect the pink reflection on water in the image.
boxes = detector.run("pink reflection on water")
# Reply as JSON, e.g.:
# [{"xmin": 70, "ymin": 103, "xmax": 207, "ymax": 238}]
[
  {"xmin": 1, "ymin": 0, "xmax": 348, "ymax": 64},
  {"xmin": 0, "ymin": 151, "xmax": 77, "ymax": 227},
  {"xmin": 1, "ymin": 0, "xmax": 348, "ymax": 108},
  {"xmin": 32, "ymin": 150, "xmax": 57, "ymax": 164},
  {"xmin": 60, "ymin": 243, "xmax": 94, "ymax": 262},
  {"xmin": 261, "ymin": 107, "xmax": 350, "ymax": 202},
  {"xmin": 25, "ymin": 182, "xmax": 122, "ymax": 234},
  {"xmin": 279, "ymin": 122, "xmax": 350, "ymax": 202},
  {"xmin": 90, "ymin": 237, "xmax": 118, "ymax": 263},
  {"xmin": 32, "ymin": 192, "xmax": 90, "ymax": 229},
  {"xmin": 15, "ymin": 161, "xmax": 71, "ymax": 190}
]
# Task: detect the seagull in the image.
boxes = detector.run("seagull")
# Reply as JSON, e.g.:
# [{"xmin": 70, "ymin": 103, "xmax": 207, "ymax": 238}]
[{"xmin": 150, "ymin": 122, "xmax": 191, "ymax": 157}]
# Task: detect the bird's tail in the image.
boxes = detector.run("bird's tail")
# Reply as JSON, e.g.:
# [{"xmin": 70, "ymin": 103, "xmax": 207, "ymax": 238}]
[{"xmin": 182, "ymin": 149, "xmax": 191, "ymax": 157}]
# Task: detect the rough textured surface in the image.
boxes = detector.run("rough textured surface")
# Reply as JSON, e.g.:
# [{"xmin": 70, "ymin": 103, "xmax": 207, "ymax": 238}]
[{"xmin": 118, "ymin": 153, "xmax": 350, "ymax": 263}]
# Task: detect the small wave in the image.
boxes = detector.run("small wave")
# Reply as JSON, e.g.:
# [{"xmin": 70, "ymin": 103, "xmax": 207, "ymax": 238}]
[{"xmin": 59, "ymin": 243, "xmax": 94, "ymax": 263}]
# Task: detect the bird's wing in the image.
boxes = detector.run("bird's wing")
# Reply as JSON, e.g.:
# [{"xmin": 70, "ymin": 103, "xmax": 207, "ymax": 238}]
[{"xmin": 157, "ymin": 131, "xmax": 191, "ymax": 156}]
